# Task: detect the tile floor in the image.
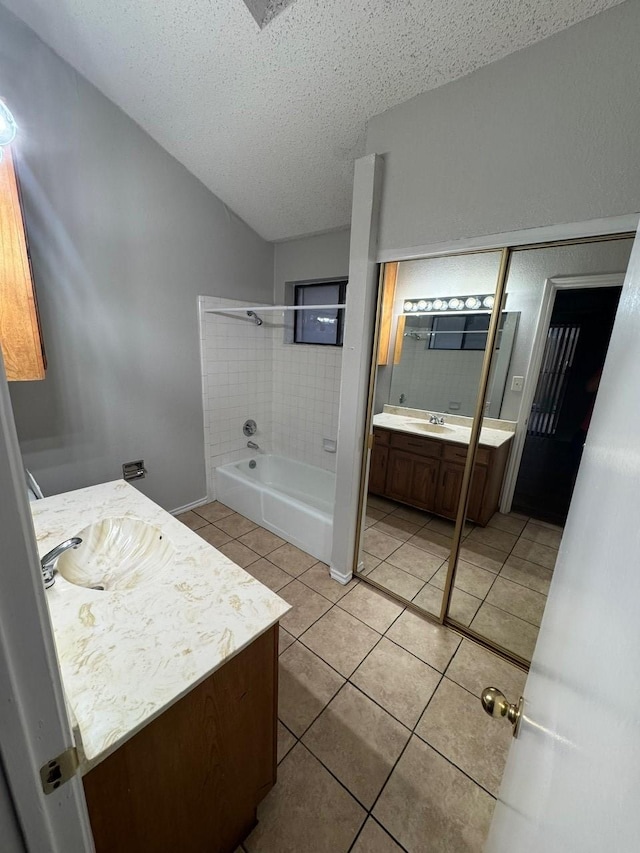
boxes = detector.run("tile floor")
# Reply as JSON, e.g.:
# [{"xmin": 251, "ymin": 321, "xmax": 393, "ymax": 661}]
[
  {"xmin": 362, "ymin": 495, "xmax": 563, "ymax": 661},
  {"xmin": 178, "ymin": 500, "xmax": 529, "ymax": 853}
]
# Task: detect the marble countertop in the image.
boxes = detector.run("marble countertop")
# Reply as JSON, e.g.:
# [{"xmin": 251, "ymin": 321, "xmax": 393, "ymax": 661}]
[
  {"xmin": 373, "ymin": 409, "xmax": 515, "ymax": 449},
  {"xmin": 31, "ymin": 480, "xmax": 290, "ymax": 774}
]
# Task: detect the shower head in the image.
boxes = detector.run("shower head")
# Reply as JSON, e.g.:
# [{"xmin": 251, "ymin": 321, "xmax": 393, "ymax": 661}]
[{"xmin": 247, "ymin": 310, "xmax": 263, "ymax": 326}]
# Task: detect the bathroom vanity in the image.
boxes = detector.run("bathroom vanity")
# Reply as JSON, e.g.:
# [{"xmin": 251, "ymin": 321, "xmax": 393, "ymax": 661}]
[
  {"xmin": 369, "ymin": 408, "xmax": 514, "ymax": 525},
  {"xmin": 30, "ymin": 481, "xmax": 290, "ymax": 853}
]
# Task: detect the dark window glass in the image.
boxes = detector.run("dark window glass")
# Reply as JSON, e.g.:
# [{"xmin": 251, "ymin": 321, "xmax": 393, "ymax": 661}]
[
  {"xmin": 294, "ymin": 281, "xmax": 346, "ymax": 346},
  {"xmin": 429, "ymin": 314, "xmax": 492, "ymax": 351}
]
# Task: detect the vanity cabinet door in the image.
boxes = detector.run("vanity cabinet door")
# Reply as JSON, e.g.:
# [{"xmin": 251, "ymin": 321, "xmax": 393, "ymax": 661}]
[
  {"xmin": 435, "ymin": 461, "xmax": 464, "ymax": 519},
  {"xmin": 467, "ymin": 464, "xmax": 488, "ymax": 522},
  {"xmin": 409, "ymin": 456, "xmax": 439, "ymax": 510},
  {"xmin": 369, "ymin": 443, "xmax": 389, "ymax": 495},
  {"xmin": 385, "ymin": 450, "xmax": 414, "ymax": 503}
]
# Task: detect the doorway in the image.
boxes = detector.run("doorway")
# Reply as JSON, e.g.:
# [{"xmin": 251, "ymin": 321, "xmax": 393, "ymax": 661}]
[{"xmin": 513, "ymin": 286, "xmax": 621, "ymax": 525}]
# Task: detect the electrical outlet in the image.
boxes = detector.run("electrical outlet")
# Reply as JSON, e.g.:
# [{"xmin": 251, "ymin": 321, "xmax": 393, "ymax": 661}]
[{"xmin": 511, "ymin": 376, "xmax": 525, "ymax": 392}]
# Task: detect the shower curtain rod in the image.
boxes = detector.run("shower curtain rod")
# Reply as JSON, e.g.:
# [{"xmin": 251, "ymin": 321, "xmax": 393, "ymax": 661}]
[{"xmin": 204, "ymin": 304, "xmax": 346, "ymax": 314}]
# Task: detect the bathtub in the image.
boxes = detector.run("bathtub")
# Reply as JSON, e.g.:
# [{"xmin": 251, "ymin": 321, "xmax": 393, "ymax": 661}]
[{"xmin": 215, "ymin": 455, "xmax": 335, "ymax": 564}]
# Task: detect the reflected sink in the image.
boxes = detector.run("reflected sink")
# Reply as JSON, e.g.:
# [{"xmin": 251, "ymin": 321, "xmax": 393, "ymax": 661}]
[
  {"xmin": 56, "ymin": 517, "xmax": 175, "ymax": 591},
  {"xmin": 406, "ymin": 421, "xmax": 455, "ymax": 435}
]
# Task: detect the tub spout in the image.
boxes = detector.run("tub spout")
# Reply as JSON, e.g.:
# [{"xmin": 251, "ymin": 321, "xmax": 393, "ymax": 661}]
[{"xmin": 247, "ymin": 440, "xmax": 260, "ymax": 451}]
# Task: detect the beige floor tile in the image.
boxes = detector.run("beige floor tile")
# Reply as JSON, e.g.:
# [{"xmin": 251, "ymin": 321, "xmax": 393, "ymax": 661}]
[
  {"xmin": 237, "ymin": 526, "xmax": 286, "ymax": 556},
  {"xmin": 268, "ymin": 543, "xmax": 317, "ymax": 577},
  {"xmin": 386, "ymin": 610, "xmax": 461, "ymax": 672},
  {"xmin": 217, "ymin": 539, "xmax": 260, "ymax": 568},
  {"xmin": 500, "ymin": 555, "xmax": 553, "ymax": 595},
  {"xmin": 390, "ymin": 505, "xmax": 432, "ymax": 525},
  {"xmin": 521, "ymin": 520, "xmax": 564, "ymax": 549},
  {"xmin": 368, "ymin": 562, "xmax": 425, "ymax": 601},
  {"xmin": 529, "ymin": 517, "xmax": 563, "ymax": 531},
  {"xmin": 410, "ymin": 583, "xmax": 442, "ymax": 617},
  {"xmin": 363, "ymin": 527, "xmax": 404, "ymax": 561},
  {"xmin": 359, "ymin": 551, "xmax": 382, "ymax": 575},
  {"xmin": 278, "ymin": 580, "xmax": 332, "ymax": 637},
  {"xmin": 373, "ymin": 736, "xmax": 494, "ymax": 853},
  {"xmin": 407, "ymin": 527, "xmax": 452, "ymax": 560},
  {"xmin": 303, "ymin": 684, "xmax": 410, "ymax": 808},
  {"xmin": 371, "ymin": 515, "xmax": 421, "ymax": 542},
  {"xmin": 176, "ymin": 510, "xmax": 209, "ymax": 531},
  {"xmin": 430, "ymin": 559, "xmax": 495, "ymax": 599},
  {"xmin": 466, "ymin": 525, "xmax": 518, "ymax": 554},
  {"xmin": 471, "ymin": 602, "xmax": 539, "ymax": 661},
  {"xmin": 299, "ymin": 562, "xmax": 358, "ymax": 602},
  {"xmin": 195, "ymin": 524, "xmax": 233, "ymax": 548},
  {"xmin": 214, "ymin": 511, "xmax": 258, "ymax": 537},
  {"xmin": 351, "ymin": 637, "xmax": 441, "ymax": 728},
  {"xmin": 368, "ymin": 495, "xmax": 401, "ymax": 513},
  {"xmin": 338, "ymin": 584, "xmax": 404, "ymax": 633},
  {"xmin": 278, "ymin": 643, "xmax": 344, "ymax": 736},
  {"xmin": 412, "ymin": 583, "xmax": 481, "ymax": 627},
  {"xmin": 446, "ymin": 638, "xmax": 527, "ymax": 700},
  {"xmin": 426, "ymin": 517, "xmax": 473, "ymax": 539},
  {"xmin": 245, "ymin": 558, "xmax": 292, "ymax": 592},
  {"xmin": 385, "ymin": 542, "xmax": 444, "ymax": 581},
  {"xmin": 352, "ymin": 818, "xmax": 404, "ymax": 852},
  {"xmin": 486, "ymin": 576, "xmax": 547, "ymax": 626},
  {"xmin": 487, "ymin": 511, "xmax": 528, "ymax": 536},
  {"xmin": 460, "ymin": 539, "xmax": 506, "ymax": 573},
  {"xmin": 244, "ymin": 744, "xmax": 364, "ymax": 852},
  {"xmin": 193, "ymin": 500, "xmax": 234, "ymax": 523},
  {"xmin": 278, "ymin": 626, "xmax": 295, "ymax": 655},
  {"xmin": 512, "ymin": 537, "xmax": 558, "ymax": 570},
  {"xmin": 365, "ymin": 507, "xmax": 387, "ymax": 528},
  {"xmin": 300, "ymin": 607, "xmax": 380, "ymax": 677},
  {"xmin": 416, "ymin": 678, "xmax": 511, "ymax": 796},
  {"xmin": 277, "ymin": 721, "xmax": 296, "ymax": 764}
]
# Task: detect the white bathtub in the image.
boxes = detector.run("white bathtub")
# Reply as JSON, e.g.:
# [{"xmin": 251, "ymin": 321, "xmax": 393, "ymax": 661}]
[{"xmin": 215, "ymin": 455, "xmax": 335, "ymax": 564}]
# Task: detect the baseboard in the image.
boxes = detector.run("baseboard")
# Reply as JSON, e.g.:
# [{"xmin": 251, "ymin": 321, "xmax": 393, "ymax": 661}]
[
  {"xmin": 330, "ymin": 563, "xmax": 353, "ymax": 586},
  {"xmin": 170, "ymin": 496, "xmax": 209, "ymax": 516}
]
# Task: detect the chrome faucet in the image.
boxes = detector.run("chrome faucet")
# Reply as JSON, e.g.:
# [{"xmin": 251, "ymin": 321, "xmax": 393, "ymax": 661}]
[
  {"xmin": 429, "ymin": 414, "xmax": 445, "ymax": 425},
  {"xmin": 247, "ymin": 440, "xmax": 260, "ymax": 451},
  {"xmin": 40, "ymin": 537, "xmax": 82, "ymax": 589}
]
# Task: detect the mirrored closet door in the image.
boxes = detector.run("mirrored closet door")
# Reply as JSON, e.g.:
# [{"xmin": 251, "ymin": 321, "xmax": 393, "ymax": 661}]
[{"xmin": 356, "ymin": 234, "xmax": 634, "ymax": 667}]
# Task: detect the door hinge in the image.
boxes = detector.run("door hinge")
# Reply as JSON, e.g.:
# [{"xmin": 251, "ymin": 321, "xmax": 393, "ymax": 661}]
[{"xmin": 40, "ymin": 746, "xmax": 79, "ymax": 794}]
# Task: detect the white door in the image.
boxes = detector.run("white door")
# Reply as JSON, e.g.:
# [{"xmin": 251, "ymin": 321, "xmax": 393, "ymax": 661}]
[
  {"xmin": 0, "ymin": 356, "xmax": 94, "ymax": 851},
  {"xmin": 486, "ymin": 230, "xmax": 640, "ymax": 851}
]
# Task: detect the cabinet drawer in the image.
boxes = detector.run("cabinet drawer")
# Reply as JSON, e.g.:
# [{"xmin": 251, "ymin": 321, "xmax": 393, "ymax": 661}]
[
  {"xmin": 442, "ymin": 443, "xmax": 491, "ymax": 465},
  {"xmin": 390, "ymin": 432, "xmax": 442, "ymax": 459},
  {"xmin": 373, "ymin": 428, "xmax": 391, "ymax": 446}
]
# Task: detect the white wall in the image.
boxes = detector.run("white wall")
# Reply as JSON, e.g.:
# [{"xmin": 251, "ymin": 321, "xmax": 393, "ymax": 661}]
[
  {"xmin": 273, "ymin": 229, "xmax": 351, "ymax": 302},
  {"xmin": 1, "ymin": 5, "xmax": 273, "ymax": 511},
  {"xmin": 366, "ymin": 1, "xmax": 640, "ymax": 257}
]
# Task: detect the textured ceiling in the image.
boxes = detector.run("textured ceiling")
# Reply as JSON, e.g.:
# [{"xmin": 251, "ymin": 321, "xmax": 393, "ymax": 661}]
[{"xmin": 1, "ymin": 0, "xmax": 625, "ymax": 240}]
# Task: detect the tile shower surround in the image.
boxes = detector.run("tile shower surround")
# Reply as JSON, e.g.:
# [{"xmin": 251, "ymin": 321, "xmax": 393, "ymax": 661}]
[{"xmin": 199, "ymin": 296, "xmax": 342, "ymax": 497}]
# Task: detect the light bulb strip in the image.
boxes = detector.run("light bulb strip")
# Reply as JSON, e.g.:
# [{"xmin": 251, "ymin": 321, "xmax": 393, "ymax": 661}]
[{"xmin": 402, "ymin": 294, "xmax": 495, "ymax": 314}]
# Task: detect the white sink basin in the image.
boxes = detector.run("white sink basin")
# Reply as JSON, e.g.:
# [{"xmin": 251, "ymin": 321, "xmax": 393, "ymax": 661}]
[
  {"xmin": 56, "ymin": 517, "xmax": 175, "ymax": 591},
  {"xmin": 407, "ymin": 421, "xmax": 455, "ymax": 435}
]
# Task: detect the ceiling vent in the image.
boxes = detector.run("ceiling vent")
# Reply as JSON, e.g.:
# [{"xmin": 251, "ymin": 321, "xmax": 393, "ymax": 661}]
[{"xmin": 241, "ymin": 0, "xmax": 297, "ymax": 29}]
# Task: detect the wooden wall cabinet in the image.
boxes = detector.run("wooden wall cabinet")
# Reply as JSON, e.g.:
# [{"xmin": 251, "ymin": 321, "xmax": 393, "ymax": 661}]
[
  {"xmin": 83, "ymin": 624, "xmax": 278, "ymax": 853},
  {"xmin": 0, "ymin": 145, "xmax": 46, "ymax": 381},
  {"xmin": 370, "ymin": 428, "xmax": 511, "ymax": 526}
]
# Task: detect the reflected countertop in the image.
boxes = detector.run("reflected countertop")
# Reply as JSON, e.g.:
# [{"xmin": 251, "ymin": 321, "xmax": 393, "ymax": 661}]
[
  {"xmin": 30, "ymin": 480, "xmax": 290, "ymax": 774},
  {"xmin": 373, "ymin": 406, "xmax": 515, "ymax": 449}
]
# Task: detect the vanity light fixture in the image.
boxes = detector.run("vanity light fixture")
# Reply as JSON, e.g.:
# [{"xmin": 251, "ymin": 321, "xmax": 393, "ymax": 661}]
[
  {"xmin": 401, "ymin": 294, "xmax": 497, "ymax": 315},
  {"xmin": 0, "ymin": 101, "xmax": 17, "ymax": 162}
]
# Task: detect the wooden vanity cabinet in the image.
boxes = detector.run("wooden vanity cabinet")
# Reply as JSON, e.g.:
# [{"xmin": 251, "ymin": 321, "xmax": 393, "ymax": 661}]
[
  {"xmin": 370, "ymin": 427, "xmax": 510, "ymax": 526},
  {"xmin": 82, "ymin": 624, "xmax": 278, "ymax": 853}
]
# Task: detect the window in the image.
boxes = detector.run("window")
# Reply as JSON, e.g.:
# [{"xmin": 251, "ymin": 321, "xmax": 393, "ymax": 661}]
[
  {"xmin": 293, "ymin": 281, "xmax": 346, "ymax": 346},
  {"xmin": 428, "ymin": 313, "xmax": 504, "ymax": 351}
]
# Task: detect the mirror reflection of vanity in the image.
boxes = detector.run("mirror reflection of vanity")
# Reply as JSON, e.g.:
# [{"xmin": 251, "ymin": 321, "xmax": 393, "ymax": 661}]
[{"xmin": 370, "ymin": 267, "xmax": 518, "ymax": 526}]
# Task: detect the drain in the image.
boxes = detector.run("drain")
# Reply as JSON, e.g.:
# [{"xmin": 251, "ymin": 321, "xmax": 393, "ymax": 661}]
[{"xmin": 90, "ymin": 585, "xmax": 105, "ymax": 591}]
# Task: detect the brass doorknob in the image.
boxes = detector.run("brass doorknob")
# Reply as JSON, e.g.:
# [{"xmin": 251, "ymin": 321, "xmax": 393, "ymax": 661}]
[{"xmin": 481, "ymin": 687, "xmax": 524, "ymax": 738}]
